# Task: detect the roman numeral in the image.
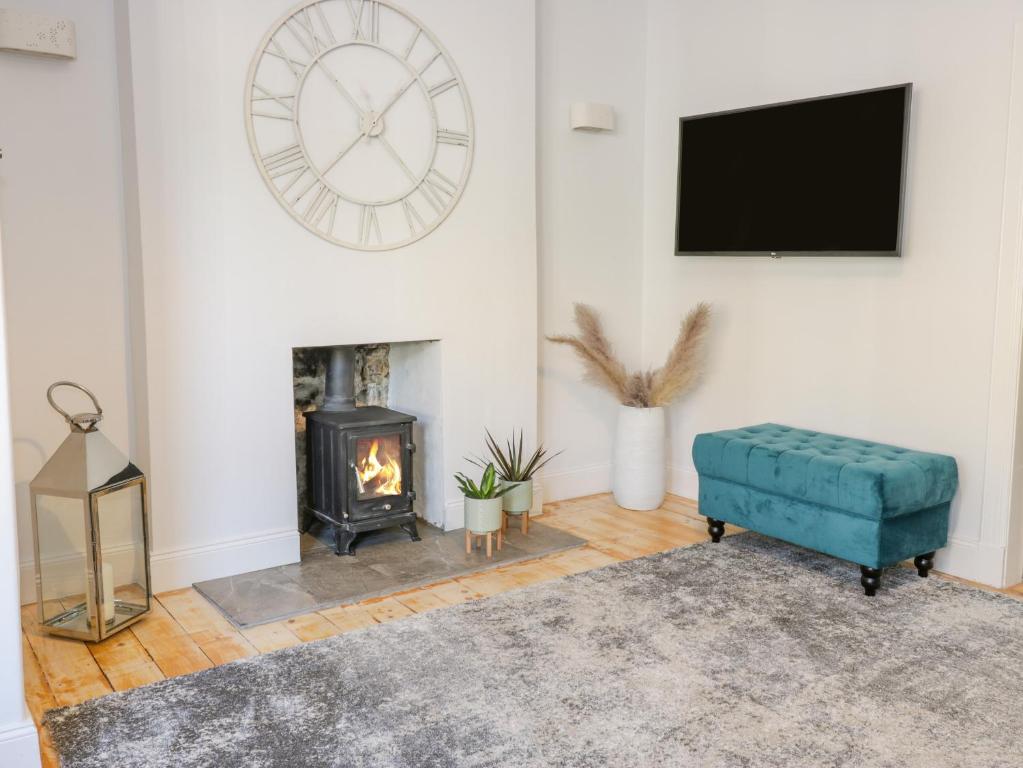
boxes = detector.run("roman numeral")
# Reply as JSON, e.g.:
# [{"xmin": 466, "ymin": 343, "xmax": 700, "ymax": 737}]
[
  {"xmin": 289, "ymin": 174, "xmax": 321, "ymax": 208},
  {"xmin": 251, "ymin": 83, "xmax": 295, "ymax": 119},
  {"xmin": 262, "ymin": 144, "xmax": 306, "ymax": 178},
  {"xmin": 428, "ymin": 77, "xmax": 459, "ymax": 98},
  {"xmin": 347, "ymin": 0, "xmax": 379, "ymax": 42},
  {"xmin": 402, "ymin": 27, "xmax": 421, "ymax": 59},
  {"xmin": 402, "ymin": 198, "xmax": 426, "ymax": 235},
  {"xmin": 437, "ymin": 129, "xmax": 470, "ymax": 147},
  {"xmin": 279, "ymin": 166, "xmax": 309, "ymax": 195},
  {"xmin": 418, "ymin": 169, "xmax": 458, "ymax": 213},
  {"xmin": 313, "ymin": 4, "xmax": 337, "ymax": 45},
  {"xmin": 302, "ymin": 184, "xmax": 337, "ymax": 230},
  {"xmin": 418, "ymin": 51, "xmax": 442, "ymax": 76},
  {"xmin": 360, "ymin": 205, "xmax": 382, "ymax": 245},
  {"xmin": 424, "ymin": 169, "xmax": 458, "ymax": 200},
  {"xmin": 265, "ymin": 37, "xmax": 309, "ymax": 80},
  {"xmin": 287, "ymin": 8, "xmax": 334, "ymax": 55}
]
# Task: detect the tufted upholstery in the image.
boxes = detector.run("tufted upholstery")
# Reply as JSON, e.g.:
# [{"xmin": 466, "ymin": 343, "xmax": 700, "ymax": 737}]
[{"xmin": 692, "ymin": 424, "xmax": 958, "ymax": 520}]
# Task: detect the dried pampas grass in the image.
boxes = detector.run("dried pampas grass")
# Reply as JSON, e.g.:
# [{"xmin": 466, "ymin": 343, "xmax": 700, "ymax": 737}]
[{"xmin": 547, "ymin": 302, "xmax": 711, "ymax": 408}]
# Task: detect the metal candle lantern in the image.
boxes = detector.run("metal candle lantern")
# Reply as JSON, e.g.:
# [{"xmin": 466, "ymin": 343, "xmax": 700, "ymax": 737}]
[{"xmin": 29, "ymin": 382, "xmax": 151, "ymax": 641}]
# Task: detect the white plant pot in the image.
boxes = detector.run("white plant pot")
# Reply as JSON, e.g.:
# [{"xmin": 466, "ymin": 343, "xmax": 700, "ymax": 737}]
[
  {"xmin": 464, "ymin": 496, "xmax": 503, "ymax": 534},
  {"xmin": 501, "ymin": 479, "xmax": 533, "ymax": 514},
  {"xmin": 612, "ymin": 404, "xmax": 666, "ymax": 511}
]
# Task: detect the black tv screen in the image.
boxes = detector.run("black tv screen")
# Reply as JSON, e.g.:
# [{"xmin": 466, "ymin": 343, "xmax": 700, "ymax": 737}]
[{"xmin": 675, "ymin": 84, "xmax": 911, "ymax": 256}]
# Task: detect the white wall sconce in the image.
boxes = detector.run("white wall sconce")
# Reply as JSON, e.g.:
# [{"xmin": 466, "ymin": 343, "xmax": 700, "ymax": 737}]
[
  {"xmin": 570, "ymin": 102, "xmax": 615, "ymax": 132},
  {"xmin": 0, "ymin": 8, "xmax": 76, "ymax": 59}
]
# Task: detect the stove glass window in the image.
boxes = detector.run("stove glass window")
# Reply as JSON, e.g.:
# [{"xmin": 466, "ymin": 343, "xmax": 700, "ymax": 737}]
[{"xmin": 354, "ymin": 433, "xmax": 403, "ymax": 499}]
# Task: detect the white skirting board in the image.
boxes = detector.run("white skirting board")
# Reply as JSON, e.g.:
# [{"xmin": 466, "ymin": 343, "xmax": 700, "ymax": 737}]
[
  {"xmin": 149, "ymin": 528, "xmax": 300, "ymax": 593},
  {"xmin": 19, "ymin": 527, "xmax": 301, "ymax": 603},
  {"xmin": 936, "ymin": 538, "xmax": 1007, "ymax": 588},
  {"xmin": 667, "ymin": 464, "xmax": 700, "ymax": 500},
  {"xmin": 536, "ymin": 462, "xmax": 611, "ymax": 504},
  {"xmin": 0, "ymin": 718, "xmax": 41, "ymax": 768}
]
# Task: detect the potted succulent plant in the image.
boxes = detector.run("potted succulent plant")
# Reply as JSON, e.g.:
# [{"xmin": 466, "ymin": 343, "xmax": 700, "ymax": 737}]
[
  {"xmin": 471, "ymin": 429, "xmax": 560, "ymax": 520},
  {"xmin": 455, "ymin": 461, "xmax": 510, "ymax": 527},
  {"xmin": 547, "ymin": 302, "xmax": 710, "ymax": 511}
]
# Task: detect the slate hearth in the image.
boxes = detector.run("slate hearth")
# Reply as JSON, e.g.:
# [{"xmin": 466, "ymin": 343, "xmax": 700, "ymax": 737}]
[{"xmin": 194, "ymin": 520, "xmax": 585, "ymax": 627}]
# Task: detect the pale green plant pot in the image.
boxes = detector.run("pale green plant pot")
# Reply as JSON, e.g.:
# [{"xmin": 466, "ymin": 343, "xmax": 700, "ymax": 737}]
[
  {"xmin": 464, "ymin": 496, "xmax": 503, "ymax": 534},
  {"xmin": 501, "ymin": 479, "xmax": 533, "ymax": 515}
]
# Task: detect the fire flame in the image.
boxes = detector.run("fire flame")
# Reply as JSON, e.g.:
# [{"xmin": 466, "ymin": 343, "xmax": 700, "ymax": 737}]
[{"xmin": 356, "ymin": 439, "xmax": 402, "ymax": 497}]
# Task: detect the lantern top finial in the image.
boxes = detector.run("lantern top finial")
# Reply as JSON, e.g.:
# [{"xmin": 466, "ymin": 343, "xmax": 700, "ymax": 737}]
[{"xmin": 47, "ymin": 381, "xmax": 103, "ymax": 433}]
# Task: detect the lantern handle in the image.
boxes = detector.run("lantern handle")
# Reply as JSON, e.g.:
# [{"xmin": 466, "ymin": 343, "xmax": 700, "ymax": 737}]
[{"xmin": 46, "ymin": 381, "xmax": 103, "ymax": 433}]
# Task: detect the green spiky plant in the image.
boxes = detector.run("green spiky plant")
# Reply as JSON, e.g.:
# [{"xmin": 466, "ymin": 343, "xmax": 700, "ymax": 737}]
[
  {"xmin": 454, "ymin": 462, "xmax": 514, "ymax": 499},
  {"xmin": 470, "ymin": 429, "xmax": 561, "ymax": 482}
]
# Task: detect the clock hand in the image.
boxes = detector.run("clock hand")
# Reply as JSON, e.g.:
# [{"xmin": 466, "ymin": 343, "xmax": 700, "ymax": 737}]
[
  {"xmin": 374, "ymin": 50, "xmax": 448, "ymax": 123},
  {"xmin": 320, "ymin": 131, "xmax": 366, "ymax": 176},
  {"xmin": 314, "ymin": 58, "xmax": 368, "ymax": 119},
  {"xmin": 376, "ymin": 135, "xmax": 442, "ymax": 215},
  {"xmin": 377, "ymin": 135, "xmax": 418, "ymax": 183},
  {"xmin": 373, "ymin": 74, "xmax": 419, "ymax": 123}
]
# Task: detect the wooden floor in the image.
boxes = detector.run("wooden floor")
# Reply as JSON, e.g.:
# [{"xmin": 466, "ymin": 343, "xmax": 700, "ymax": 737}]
[{"xmin": 21, "ymin": 493, "xmax": 1023, "ymax": 766}]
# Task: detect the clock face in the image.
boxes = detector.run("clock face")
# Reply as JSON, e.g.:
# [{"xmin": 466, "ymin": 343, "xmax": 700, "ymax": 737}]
[{"xmin": 245, "ymin": 0, "xmax": 474, "ymax": 250}]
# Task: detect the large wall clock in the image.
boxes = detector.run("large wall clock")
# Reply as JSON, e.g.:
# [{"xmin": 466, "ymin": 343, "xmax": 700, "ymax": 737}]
[{"xmin": 245, "ymin": 0, "xmax": 474, "ymax": 250}]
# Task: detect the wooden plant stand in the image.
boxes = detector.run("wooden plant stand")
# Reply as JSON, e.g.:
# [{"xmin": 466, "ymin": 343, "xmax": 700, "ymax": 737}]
[
  {"xmin": 465, "ymin": 523, "xmax": 504, "ymax": 558},
  {"xmin": 503, "ymin": 509, "xmax": 529, "ymax": 536}
]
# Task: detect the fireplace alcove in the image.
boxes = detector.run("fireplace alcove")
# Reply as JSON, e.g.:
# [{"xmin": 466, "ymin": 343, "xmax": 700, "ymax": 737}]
[
  {"xmin": 292, "ymin": 341, "xmax": 444, "ymax": 557},
  {"xmin": 193, "ymin": 340, "xmax": 582, "ymax": 627}
]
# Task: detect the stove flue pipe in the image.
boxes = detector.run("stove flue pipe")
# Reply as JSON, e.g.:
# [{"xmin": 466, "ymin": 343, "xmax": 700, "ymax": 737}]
[{"xmin": 321, "ymin": 346, "xmax": 356, "ymax": 411}]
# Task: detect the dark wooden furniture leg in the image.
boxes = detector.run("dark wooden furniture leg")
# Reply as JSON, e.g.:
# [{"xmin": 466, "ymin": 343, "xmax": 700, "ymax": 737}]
[
  {"xmin": 707, "ymin": 518, "xmax": 725, "ymax": 543},
  {"xmin": 914, "ymin": 551, "xmax": 935, "ymax": 578},
  {"xmin": 860, "ymin": 565, "xmax": 882, "ymax": 596}
]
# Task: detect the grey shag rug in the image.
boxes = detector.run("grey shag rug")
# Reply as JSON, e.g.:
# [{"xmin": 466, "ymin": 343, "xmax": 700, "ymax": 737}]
[{"xmin": 47, "ymin": 534, "xmax": 1023, "ymax": 767}]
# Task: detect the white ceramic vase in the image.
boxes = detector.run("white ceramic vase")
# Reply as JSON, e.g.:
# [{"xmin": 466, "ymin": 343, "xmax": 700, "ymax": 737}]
[{"xmin": 612, "ymin": 404, "xmax": 666, "ymax": 510}]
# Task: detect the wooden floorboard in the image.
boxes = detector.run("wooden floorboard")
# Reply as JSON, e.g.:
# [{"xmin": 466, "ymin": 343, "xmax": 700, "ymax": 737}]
[
  {"xmin": 129, "ymin": 598, "xmax": 214, "ymax": 678},
  {"xmin": 87, "ymin": 628, "xmax": 165, "ymax": 692},
  {"xmin": 317, "ymin": 602, "xmax": 379, "ymax": 633},
  {"xmin": 240, "ymin": 622, "xmax": 304, "ymax": 653},
  {"xmin": 283, "ymin": 612, "xmax": 342, "ymax": 643},
  {"xmin": 21, "ymin": 490, "xmax": 1023, "ymax": 763},
  {"xmin": 21, "ymin": 634, "xmax": 56, "ymax": 726},
  {"xmin": 21, "ymin": 604, "xmax": 113, "ymax": 708},
  {"xmin": 156, "ymin": 588, "xmax": 258, "ymax": 665}
]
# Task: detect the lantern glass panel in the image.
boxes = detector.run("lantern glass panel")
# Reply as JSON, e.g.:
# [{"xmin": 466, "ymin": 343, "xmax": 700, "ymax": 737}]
[
  {"xmin": 94, "ymin": 482, "xmax": 149, "ymax": 631},
  {"xmin": 34, "ymin": 493, "xmax": 93, "ymax": 632}
]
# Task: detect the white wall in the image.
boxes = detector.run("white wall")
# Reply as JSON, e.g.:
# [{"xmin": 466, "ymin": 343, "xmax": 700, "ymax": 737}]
[
  {"xmin": 0, "ymin": 0, "xmax": 135, "ymax": 604},
  {"xmin": 0, "ymin": 232, "xmax": 41, "ymax": 766},
  {"xmin": 537, "ymin": 0, "xmax": 647, "ymax": 501},
  {"xmin": 125, "ymin": 0, "xmax": 537, "ymax": 590},
  {"xmin": 640, "ymin": 0, "xmax": 1023, "ymax": 583},
  {"xmin": 388, "ymin": 340, "xmax": 445, "ymax": 526},
  {"xmin": 7, "ymin": 0, "xmax": 1023, "ymax": 607}
]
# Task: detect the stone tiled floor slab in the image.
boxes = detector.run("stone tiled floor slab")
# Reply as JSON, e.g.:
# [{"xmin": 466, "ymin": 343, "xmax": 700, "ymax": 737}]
[{"xmin": 194, "ymin": 521, "xmax": 585, "ymax": 627}]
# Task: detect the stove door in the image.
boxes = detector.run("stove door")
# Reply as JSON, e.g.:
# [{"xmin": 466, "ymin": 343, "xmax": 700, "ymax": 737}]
[{"xmin": 346, "ymin": 425, "xmax": 413, "ymax": 521}]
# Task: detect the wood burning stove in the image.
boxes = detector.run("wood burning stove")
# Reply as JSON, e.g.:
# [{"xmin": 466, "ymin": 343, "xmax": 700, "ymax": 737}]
[{"xmin": 303, "ymin": 347, "xmax": 420, "ymax": 556}]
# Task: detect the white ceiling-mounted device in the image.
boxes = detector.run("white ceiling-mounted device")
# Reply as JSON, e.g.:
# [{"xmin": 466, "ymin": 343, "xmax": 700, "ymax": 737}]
[
  {"xmin": 0, "ymin": 8, "xmax": 76, "ymax": 59},
  {"xmin": 570, "ymin": 102, "xmax": 615, "ymax": 132}
]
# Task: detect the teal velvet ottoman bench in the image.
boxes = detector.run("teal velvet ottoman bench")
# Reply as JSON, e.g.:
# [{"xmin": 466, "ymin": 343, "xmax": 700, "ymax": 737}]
[{"xmin": 692, "ymin": 424, "xmax": 958, "ymax": 595}]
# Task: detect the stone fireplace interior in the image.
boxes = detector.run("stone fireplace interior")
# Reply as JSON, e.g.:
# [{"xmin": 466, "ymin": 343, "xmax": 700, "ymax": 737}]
[{"xmin": 292, "ymin": 340, "xmax": 444, "ymax": 558}]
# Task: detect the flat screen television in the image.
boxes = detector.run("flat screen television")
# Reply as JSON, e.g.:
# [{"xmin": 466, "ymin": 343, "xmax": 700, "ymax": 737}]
[{"xmin": 675, "ymin": 84, "xmax": 911, "ymax": 256}]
